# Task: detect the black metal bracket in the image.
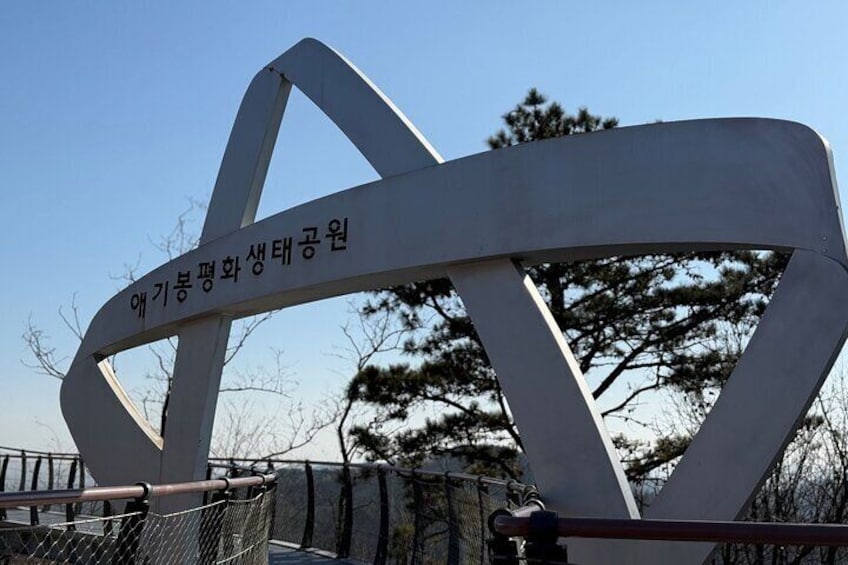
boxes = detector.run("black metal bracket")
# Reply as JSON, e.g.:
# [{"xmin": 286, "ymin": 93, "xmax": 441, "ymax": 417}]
[
  {"xmin": 487, "ymin": 508, "xmax": 520, "ymax": 565},
  {"xmin": 524, "ymin": 510, "xmax": 569, "ymax": 564},
  {"xmin": 112, "ymin": 482, "xmax": 152, "ymax": 565}
]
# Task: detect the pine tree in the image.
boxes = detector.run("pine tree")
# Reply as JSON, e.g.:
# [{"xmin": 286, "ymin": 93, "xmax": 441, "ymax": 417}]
[{"xmin": 345, "ymin": 90, "xmax": 787, "ymax": 480}]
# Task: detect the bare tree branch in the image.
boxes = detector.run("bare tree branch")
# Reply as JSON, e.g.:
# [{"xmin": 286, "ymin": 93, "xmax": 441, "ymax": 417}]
[
  {"xmin": 22, "ymin": 293, "xmax": 90, "ymax": 381},
  {"xmin": 329, "ymin": 300, "xmax": 409, "ymax": 463},
  {"xmin": 224, "ymin": 312, "xmax": 275, "ymax": 366}
]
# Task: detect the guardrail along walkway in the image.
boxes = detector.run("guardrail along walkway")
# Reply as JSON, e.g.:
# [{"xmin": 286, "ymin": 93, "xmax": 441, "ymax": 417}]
[{"xmin": 0, "ymin": 472, "xmax": 276, "ymax": 564}]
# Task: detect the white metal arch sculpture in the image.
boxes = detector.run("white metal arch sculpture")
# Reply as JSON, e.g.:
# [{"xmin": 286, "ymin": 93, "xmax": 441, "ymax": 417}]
[{"xmin": 61, "ymin": 38, "xmax": 848, "ymax": 564}]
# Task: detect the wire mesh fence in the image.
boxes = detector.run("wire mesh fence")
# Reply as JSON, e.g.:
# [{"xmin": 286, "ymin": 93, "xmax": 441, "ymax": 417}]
[
  {"xmin": 136, "ymin": 489, "xmax": 274, "ymax": 565},
  {"xmin": 0, "ymin": 476, "xmax": 275, "ymax": 564}
]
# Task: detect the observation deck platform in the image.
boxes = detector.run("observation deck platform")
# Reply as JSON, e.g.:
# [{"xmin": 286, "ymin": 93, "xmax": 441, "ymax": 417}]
[{"xmin": 269, "ymin": 543, "xmax": 357, "ymax": 564}]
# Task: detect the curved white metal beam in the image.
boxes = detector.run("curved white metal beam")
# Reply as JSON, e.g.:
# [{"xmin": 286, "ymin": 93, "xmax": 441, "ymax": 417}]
[
  {"xmin": 73, "ymin": 118, "xmax": 847, "ymax": 355},
  {"xmin": 60, "ymin": 38, "xmax": 848, "ymax": 564},
  {"xmin": 64, "ymin": 38, "xmax": 644, "ymax": 519},
  {"xmin": 570, "ymin": 249, "xmax": 848, "ymax": 564},
  {"xmin": 268, "ymin": 40, "xmax": 639, "ymax": 517}
]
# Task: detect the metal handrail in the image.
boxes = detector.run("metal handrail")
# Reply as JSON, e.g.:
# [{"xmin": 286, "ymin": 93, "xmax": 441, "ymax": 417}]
[
  {"xmin": 492, "ymin": 513, "xmax": 848, "ymax": 547},
  {"xmin": 0, "ymin": 473, "xmax": 276, "ymax": 509},
  {"xmin": 210, "ymin": 458, "xmax": 538, "ymax": 564},
  {"xmin": 10, "ymin": 450, "xmax": 848, "ymax": 559},
  {"xmin": 5, "ymin": 450, "xmax": 536, "ymax": 563},
  {"xmin": 0, "ymin": 446, "xmax": 80, "ymax": 460},
  {"xmin": 1, "ymin": 451, "xmax": 533, "ymax": 495},
  {"xmin": 0, "ymin": 449, "xmax": 89, "ymax": 523},
  {"xmin": 207, "ymin": 457, "xmax": 534, "ymax": 492},
  {"xmin": 0, "ymin": 469, "xmax": 278, "ymax": 565}
]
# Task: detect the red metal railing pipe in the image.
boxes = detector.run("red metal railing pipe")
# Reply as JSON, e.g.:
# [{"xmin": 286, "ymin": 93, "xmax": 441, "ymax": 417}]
[
  {"xmin": 0, "ymin": 473, "xmax": 276, "ymax": 509},
  {"xmin": 493, "ymin": 515, "xmax": 848, "ymax": 547}
]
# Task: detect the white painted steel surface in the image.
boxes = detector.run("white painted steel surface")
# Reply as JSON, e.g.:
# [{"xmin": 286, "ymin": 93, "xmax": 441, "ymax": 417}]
[{"xmin": 60, "ymin": 38, "xmax": 848, "ymax": 564}]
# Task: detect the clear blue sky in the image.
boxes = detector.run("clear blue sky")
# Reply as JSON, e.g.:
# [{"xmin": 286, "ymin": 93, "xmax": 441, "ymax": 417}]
[{"xmin": 2, "ymin": 1, "xmax": 848, "ymax": 454}]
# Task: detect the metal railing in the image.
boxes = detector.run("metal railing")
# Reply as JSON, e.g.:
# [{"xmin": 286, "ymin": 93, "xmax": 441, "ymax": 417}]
[
  {"xmin": 0, "ymin": 469, "xmax": 276, "ymax": 564},
  {"xmin": 488, "ymin": 503, "xmax": 848, "ymax": 565},
  {"xmin": 1, "ymin": 449, "xmax": 539, "ymax": 563},
  {"xmin": 209, "ymin": 458, "xmax": 537, "ymax": 564},
  {"xmin": 0, "ymin": 447, "xmax": 87, "ymax": 521},
  {"xmin": 11, "ymin": 448, "xmax": 848, "ymax": 564}
]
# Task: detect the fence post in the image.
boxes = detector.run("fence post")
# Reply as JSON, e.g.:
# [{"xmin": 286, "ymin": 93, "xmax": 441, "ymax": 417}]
[
  {"xmin": 0, "ymin": 454, "xmax": 8, "ymax": 521},
  {"xmin": 375, "ymin": 466, "xmax": 389, "ymax": 565},
  {"xmin": 266, "ymin": 461, "xmax": 277, "ymax": 540},
  {"xmin": 103, "ymin": 500, "xmax": 114, "ymax": 537},
  {"xmin": 411, "ymin": 470, "xmax": 424, "ymax": 565},
  {"xmin": 18, "ymin": 450, "xmax": 26, "ymax": 492},
  {"xmin": 91, "ymin": 497, "xmax": 115, "ymax": 564},
  {"xmin": 29, "ymin": 456, "xmax": 42, "ymax": 525},
  {"xmin": 477, "ymin": 478, "xmax": 488, "ymax": 565},
  {"xmin": 445, "ymin": 473, "xmax": 461, "ymax": 564},
  {"xmin": 200, "ymin": 479, "xmax": 231, "ymax": 565},
  {"xmin": 43, "ymin": 453, "xmax": 54, "ymax": 512},
  {"xmin": 75, "ymin": 457, "xmax": 85, "ymax": 516},
  {"xmin": 336, "ymin": 463, "xmax": 353, "ymax": 558},
  {"xmin": 301, "ymin": 461, "xmax": 315, "ymax": 549},
  {"xmin": 203, "ymin": 465, "xmax": 213, "ymax": 505},
  {"xmin": 113, "ymin": 482, "xmax": 152, "ymax": 565},
  {"xmin": 60, "ymin": 458, "xmax": 80, "ymax": 562},
  {"xmin": 65, "ymin": 458, "xmax": 78, "ymax": 523}
]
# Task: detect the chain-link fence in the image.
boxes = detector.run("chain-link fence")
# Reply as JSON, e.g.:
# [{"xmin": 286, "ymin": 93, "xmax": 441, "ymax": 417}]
[
  {"xmin": 210, "ymin": 459, "xmax": 538, "ymax": 565},
  {"xmin": 0, "ymin": 473, "xmax": 275, "ymax": 564}
]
